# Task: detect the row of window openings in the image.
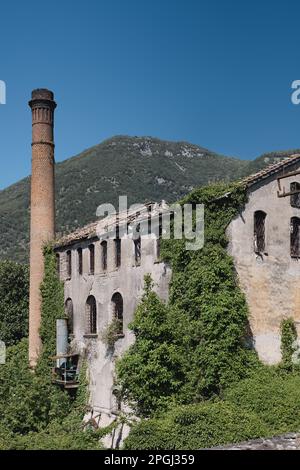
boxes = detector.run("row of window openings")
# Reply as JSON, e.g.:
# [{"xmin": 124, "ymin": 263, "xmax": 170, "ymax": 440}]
[
  {"xmin": 254, "ymin": 210, "xmax": 300, "ymax": 257},
  {"xmin": 57, "ymin": 237, "xmax": 149, "ymax": 278},
  {"xmin": 65, "ymin": 292, "xmax": 124, "ymax": 336}
]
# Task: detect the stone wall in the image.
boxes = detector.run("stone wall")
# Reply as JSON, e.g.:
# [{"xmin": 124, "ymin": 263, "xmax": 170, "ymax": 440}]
[
  {"xmin": 56, "ymin": 234, "xmax": 171, "ymax": 417},
  {"xmin": 227, "ymin": 162, "xmax": 300, "ymax": 364}
]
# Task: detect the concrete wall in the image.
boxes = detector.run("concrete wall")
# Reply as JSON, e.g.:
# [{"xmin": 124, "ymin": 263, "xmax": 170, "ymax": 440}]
[
  {"xmin": 56, "ymin": 234, "xmax": 171, "ymax": 418},
  {"xmin": 227, "ymin": 163, "xmax": 300, "ymax": 364}
]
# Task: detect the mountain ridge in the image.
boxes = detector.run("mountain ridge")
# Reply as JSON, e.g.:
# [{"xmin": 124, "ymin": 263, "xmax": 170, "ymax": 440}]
[{"xmin": 1, "ymin": 135, "xmax": 299, "ymax": 263}]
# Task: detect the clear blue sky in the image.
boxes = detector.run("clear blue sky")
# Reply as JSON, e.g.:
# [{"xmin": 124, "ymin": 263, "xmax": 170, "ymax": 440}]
[{"xmin": 1, "ymin": 0, "xmax": 300, "ymax": 189}]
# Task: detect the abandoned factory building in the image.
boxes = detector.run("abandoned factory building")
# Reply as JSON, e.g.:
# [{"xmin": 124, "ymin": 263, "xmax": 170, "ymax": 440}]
[{"xmin": 27, "ymin": 88, "xmax": 300, "ymax": 426}]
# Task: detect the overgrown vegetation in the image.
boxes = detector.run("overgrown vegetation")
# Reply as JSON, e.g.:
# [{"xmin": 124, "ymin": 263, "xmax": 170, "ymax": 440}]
[
  {"xmin": 0, "ymin": 260, "xmax": 29, "ymax": 346},
  {"xmin": 117, "ymin": 182, "xmax": 259, "ymax": 417},
  {"xmin": 118, "ymin": 181, "xmax": 300, "ymax": 449},
  {"xmin": 3, "ymin": 178, "xmax": 300, "ymax": 449},
  {"xmin": 124, "ymin": 368, "xmax": 300, "ymax": 449},
  {"xmin": 101, "ymin": 317, "xmax": 123, "ymax": 350},
  {"xmin": 0, "ymin": 247, "xmax": 102, "ymax": 450}
]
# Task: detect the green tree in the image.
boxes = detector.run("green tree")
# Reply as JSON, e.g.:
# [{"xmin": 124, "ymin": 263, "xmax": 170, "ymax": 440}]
[{"xmin": 0, "ymin": 260, "xmax": 29, "ymax": 346}]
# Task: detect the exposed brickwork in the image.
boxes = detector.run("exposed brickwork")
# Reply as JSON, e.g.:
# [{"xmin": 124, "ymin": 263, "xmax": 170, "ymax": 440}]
[{"xmin": 28, "ymin": 89, "xmax": 56, "ymax": 367}]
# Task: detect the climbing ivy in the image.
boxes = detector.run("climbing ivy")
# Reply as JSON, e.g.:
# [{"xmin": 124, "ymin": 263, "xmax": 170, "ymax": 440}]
[
  {"xmin": 117, "ymin": 182, "xmax": 260, "ymax": 416},
  {"xmin": 0, "ymin": 246, "xmax": 103, "ymax": 449},
  {"xmin": 36, "ymin": 244, "xmax": 66, "ymax": 375}
]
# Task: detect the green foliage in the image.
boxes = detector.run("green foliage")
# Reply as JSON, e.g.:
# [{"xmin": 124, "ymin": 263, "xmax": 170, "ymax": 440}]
[
  {"xmin": 224, "ymin": 367, "xmax": 300, "ymax": 436},
  {"xmin": 0, "ymin": 339, "xmax": 70, "ymax": 436},
  {"xmin": 0, "ymin": 260, "xmax": 29, "ymax": 346},
  {"xmin": 117, "ymin": 182, "xmax": 259, "ymax": 416},
  {"xmin": 117, "ymin": 275, "xmax": 184, "ymax": 415},
  {"xmin": 123, "ymin": 401, "xmax": 267, "ymax": 450},
  {"xmin": 101, "ymin": 317, "xmax": 123, "ymax": 349},
  {"xmin": 280, "ymin": 318, "xmax": 297, "ymax": 371},
  {"xmin": 36, "ymin": 244, "xmax": 66, "ymax": 374},
  {"xmin": 0, "ymin": 248, "xmax": 103, "ymax": 450},
  {"xmin": 124, "ymin": 366, "xmax": 300, "ymax": 449}
]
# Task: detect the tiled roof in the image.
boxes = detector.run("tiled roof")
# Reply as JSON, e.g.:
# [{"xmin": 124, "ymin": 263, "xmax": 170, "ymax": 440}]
[
  {"xmin": 55, "ymin": 201, "xmax": 169, "ymax": 248},
  {"xmin": 242, "ymin": 153, "xmax": 300, "ymax": 187}
]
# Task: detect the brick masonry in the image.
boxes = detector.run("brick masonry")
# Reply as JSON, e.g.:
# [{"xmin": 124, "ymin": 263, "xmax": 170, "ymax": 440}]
[{"xmin": 28, "ymin": 89, "xmax": 56, "ymax": 367}]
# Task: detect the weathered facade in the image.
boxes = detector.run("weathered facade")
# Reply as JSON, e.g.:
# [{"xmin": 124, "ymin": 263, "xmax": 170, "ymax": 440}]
[
  {"xmin": 227, "ymin": 155, "xmax": 300, "ymax": 364},
  {"xmin": 55, "ymin": 204, "xmax": 171, "ymax": 421}
]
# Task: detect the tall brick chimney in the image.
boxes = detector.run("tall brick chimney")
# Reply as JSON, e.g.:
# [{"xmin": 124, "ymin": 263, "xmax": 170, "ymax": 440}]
[{"xmin": 28, "ymin": 89, "xmax": 57, "ymax": 367}]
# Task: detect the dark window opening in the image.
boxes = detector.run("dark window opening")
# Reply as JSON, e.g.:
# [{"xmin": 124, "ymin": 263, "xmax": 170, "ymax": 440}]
[
  {"xmin": 291, "ymin": 217, "xmax": 300, "ymax": 257},
  {"xmin": 56, "ymin": 253, "xmax": 60, "ymax": 276},
  {"xmin": 77, "ymin": 248, "xmax": 83, "ymax": 275},
  {"xmin": 254, "ymin": 211, "xmax": 266, "ymax": 253},
  {"xmin": 290, "ymin": 182, "xmax": 300, "ymax": 208},
  {"xmin": 112, "ymin": 292, "xmax": 123, "ymax": 335},
  {"xmin": 101, "ymin": 241, "xmax": 107, "ymax": 270},
  {"xmin": 134, "ymin": 238, "xmax": 141, "ymax": 265},
  {"xmin": 65, "ymin": 298, "xmax": 73, "ymax": 335},
  {"xmin": 157, "ymin": 214, "xmax": 163, "ymax": 259},
  {"xmin": 115, "ymin": 238, "xmax": 121, "ymax": 268},
  {"xmin": 134, "ymin": 223, "xmax": 141, "ymax": 265},
  {"xmin": 66, "ymin": 250, "xmax": 72, "ymax": 278},
  {"xmin": 86, "ymin": 295, "xmax": 97, "ymax": 334},
  {"xmin": 88, "ymin": 244, "xmax": 95, "ymax": 275}
]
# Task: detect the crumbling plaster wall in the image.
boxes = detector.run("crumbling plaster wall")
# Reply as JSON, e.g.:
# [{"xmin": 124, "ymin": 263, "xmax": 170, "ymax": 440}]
[
  {"xmin": 227, "ymin": 164, "xmax": 300, "ymax": 364},
  {"xmin": 57, "ymin": 235, "xmax": 171, "ymax": 417}
]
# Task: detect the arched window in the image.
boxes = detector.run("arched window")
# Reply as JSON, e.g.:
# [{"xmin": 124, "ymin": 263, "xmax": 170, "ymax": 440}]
[
  {"xmin": 77, "ymin": 248, "xmax": 83, "ymax": 275},
  {"xmin": 290, "ymin": 182, "xmax": 300, "ymax": 208},
  {"xmin": 254, "ymin": 211, "xmax": 266, "ymax": 253},
  {"xmin": 101, "ymin": 241, "xmax": 107, "ymax": 271},
  {"xmin": 66, "ymin": 250, "xmax": 72, "ymax": 278},
  {"xmin": 291, "ymin": 217, "xmax": 300, "ymax": 257},
  {"xmin": 86, "ymin": 296, "xmax": 97, "ymax": 334},
  {"xmin": 88, "ymin": 244, "xmax": 95, "ymax": 275},
  {"xmin": 111, "ymin": 292, "xmax": 123, "ymax": 335},
  {"xmin": 65, "ymin": 298, "xmax": 74, "ymax": 335}
]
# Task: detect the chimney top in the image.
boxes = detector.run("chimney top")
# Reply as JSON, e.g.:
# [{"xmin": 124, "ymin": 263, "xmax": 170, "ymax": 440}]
[
  {"xmin": 31, "ymin": 89, "xmax": 54, "ymax": 100},
  {"xmin": 29, "ymin": 89, "xmax": 56, "ymax": 110}
]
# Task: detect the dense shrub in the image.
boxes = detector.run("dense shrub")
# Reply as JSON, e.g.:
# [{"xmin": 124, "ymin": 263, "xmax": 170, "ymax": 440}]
[
  {"xmin": 0, "ymin": 260, "xmax": 29, "ymax": 346},
  {"xmin": 123, "ymin": 401, "xmax": 267, "ymax": 450},
  {"xmin": 0, "ymin": 247, "xmax": 103, "ymax": 450},
  {"xmin": 224, "ymin": 367, "xmax": 300, "ymax": 435}
]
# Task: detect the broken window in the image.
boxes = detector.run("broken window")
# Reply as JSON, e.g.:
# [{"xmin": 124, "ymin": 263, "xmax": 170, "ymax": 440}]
[
  {"xmin": 65, "ymin": 298, "xmax": 74, "ymax": 335},
  {"xmin": 290, "ymin": 182, "xmax": 300, "ymax": 208},
  {"xmin": 86, "ymin": 295, "xmax": 97, "ymax": 334},
  {"xmin": 112, "ymin": 292, "xmax": 123, "ymax": 335},
  {"xmin": 291, "ymin": 217, "xmax": 300, "ymax": 257},
  {"xmin": 77, "ymin": 248, "xmax": 83, "ymax": 275},
  {"xmin": 254, "ymin": 211, "xmax": 266, "ymax": 253},
  {"xmin": 66, "ymin": 250, "xmax": 72, "ymax": 278},
  {"xmin": 88, "ymin": 244, "xmax": 95, "ymax": 275},
  {"xmin": 101, "ymin": 241, "xmax": 107, "ymax": 271}
]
